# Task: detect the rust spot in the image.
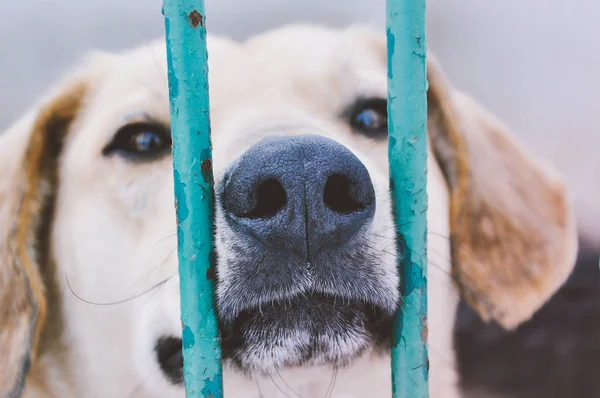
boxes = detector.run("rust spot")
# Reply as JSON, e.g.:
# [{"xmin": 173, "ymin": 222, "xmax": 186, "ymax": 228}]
[
  {"xmin": 206, "ymin": 266, "xmax": 216, "ymax": 281},
  {"xmin": 421, "ymin": 314, "xmax": 428, "ymax": 342},
  {"xmin": 426, "ymin": 358, "xmax": 430, "ymax": 371},
  {"xmin": 188, "ymin": 10, "xmax": 204, "ymax": 28},
  {"xmin": 201, "ymin": 159, "xmax": 213, "ymax": 184}
]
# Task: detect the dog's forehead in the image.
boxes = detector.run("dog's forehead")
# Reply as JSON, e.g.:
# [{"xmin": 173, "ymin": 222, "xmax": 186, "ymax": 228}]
[
  {"xmin": 88, "ymin": 26, "xmax": 386, "ymax": 119},
  {"xmin": 238, "ymin": 25, "xmax": 383, "ymax": 79}
]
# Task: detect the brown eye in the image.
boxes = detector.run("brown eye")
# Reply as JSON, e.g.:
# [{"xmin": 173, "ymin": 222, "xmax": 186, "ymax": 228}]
[
  {"xmin": 103, "ymin": 123, "xmax": 172, "ymax": 161},
  {"xmin": 347, "ymin": 98, "xmax": 388, "ymax": 139}
]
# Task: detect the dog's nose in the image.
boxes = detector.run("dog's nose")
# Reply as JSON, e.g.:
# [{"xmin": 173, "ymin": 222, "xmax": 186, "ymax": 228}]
[{"xmin": 221, "ymin": 135, "xmax": 375, "ymax": 257}]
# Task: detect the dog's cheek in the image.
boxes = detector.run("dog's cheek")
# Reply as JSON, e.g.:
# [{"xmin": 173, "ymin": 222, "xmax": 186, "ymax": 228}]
[
  {"xmin": 115, "ymin": 165, "xmax": 175, "ymax": 220},
  {"xmin": 134, "ymin": 276, "xmax": 183, "ymax": 390},
  {"xmin": 213, "ymin": 201, "xmax": 240, "ymax": 311},
  {"xmin": 360, "ymin": 167, "xmax": 400, "ymax": 305}
]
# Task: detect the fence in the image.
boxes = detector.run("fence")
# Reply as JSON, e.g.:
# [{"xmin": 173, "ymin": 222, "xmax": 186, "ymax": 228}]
[{"xmin": 163, "ymin": 0, "xmax": 428, "ymax": 396}]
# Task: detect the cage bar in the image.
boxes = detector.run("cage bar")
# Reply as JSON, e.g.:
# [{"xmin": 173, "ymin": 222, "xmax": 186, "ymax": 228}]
[
  {"xmin": 386, "ymin": 0, "xmax": 430, "ymax": 397},
  {"xmin": 163, "ymin": 1, "xmax": 224, "ymax": 397},
  {"xmin": 165, "ymin": 0, "xmax": 429, "ymax": 396}
]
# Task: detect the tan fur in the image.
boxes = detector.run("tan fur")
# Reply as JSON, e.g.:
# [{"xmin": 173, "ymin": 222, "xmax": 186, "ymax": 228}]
[
  {"xmin": 0, "ymin": 81, "xmax": 88, "ymax": 397},
  {"xmin": 427, "ymin": 57, "xmax": 577, "ymax": 329}
]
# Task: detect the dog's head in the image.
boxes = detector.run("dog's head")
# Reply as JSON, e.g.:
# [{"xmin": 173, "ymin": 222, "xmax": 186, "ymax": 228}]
[{"xmin": 0, "ymin": 25, "xmax": 576, "ymax": 397}]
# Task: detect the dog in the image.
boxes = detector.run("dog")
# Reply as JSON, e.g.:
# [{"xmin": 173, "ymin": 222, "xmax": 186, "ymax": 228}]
[{"xmin": 0, "ymin": 25, "xmax": 577, "ymax": 398}]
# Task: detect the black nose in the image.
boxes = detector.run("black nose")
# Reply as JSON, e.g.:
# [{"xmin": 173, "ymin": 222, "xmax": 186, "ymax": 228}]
[{"xmin": 220, "ymin": 135, "xmax": 376, "ymax": 257}]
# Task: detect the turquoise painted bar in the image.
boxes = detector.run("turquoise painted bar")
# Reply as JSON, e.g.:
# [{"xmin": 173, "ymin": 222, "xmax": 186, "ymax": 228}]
[
  {"xmin": 163, "ymin": 1, "xmax": 224, "ymax": 397},
  {"xmin": 386, "ymin": 0, "xmax": 430, "ymax": 397}
]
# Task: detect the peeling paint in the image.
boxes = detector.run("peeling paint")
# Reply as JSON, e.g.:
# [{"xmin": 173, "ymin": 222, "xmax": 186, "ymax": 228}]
[
  {"xmin": 387, "ymin": 0, "xmax": 429, "ymax": 396},
  {"xmin": 201, "ymin": 373, "xmax": 223, "ymax": 398},
  {"xmin": 386, "ymin": 28, "xmax": 395, "ymax": 80},
  {"xmin": 173, "ymin": 169, "xmax": 188, "ymax": 222},
  {"xmin": 164, "ymin": 0, "xmax": 222, "ymax": 396},
  {"xmin": 164, "ymin": 20, "xmax": 178, "ymax": 100},
  {"xmin": 182, "ymin": 325, "xmax": 196, "ymax": 349}
]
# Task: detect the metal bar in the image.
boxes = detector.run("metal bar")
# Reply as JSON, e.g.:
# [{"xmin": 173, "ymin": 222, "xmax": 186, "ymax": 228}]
[
  {"xmin": 163, "ymin": 1, "xmax": 223, "ymax": 397},
  {"xmin": 386, "ymin": 0, "xmax": 429, "ymax": 396}
]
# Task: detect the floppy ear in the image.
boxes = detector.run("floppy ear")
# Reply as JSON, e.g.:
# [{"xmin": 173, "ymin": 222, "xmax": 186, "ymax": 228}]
[
  {"xmin": 0, "ymin": 79, "xmax": 88, "ymax": 396},
  {"xmin": 426, "ymin": 55, "xmax": 578, "ymax": 330}
]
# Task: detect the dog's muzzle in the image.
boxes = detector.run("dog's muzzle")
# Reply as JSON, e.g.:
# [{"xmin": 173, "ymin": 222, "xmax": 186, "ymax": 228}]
[
  {"xmin": 216, "ymin": 136, "xmax": 394, "ymax": 369},
  {"xmin": 155, "ymin": 136, "xmax": 396, "ymax": 379}
]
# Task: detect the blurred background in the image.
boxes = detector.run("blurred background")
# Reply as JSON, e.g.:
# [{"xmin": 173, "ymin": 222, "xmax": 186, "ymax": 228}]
[{"xmin": 1, "ymin": 1, "xmax": 599, "ymax": 397}]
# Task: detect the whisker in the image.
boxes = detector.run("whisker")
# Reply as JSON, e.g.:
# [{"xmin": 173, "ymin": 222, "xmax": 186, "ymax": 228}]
[
  {"xmin": 130, "ymin": 247, "xmax": 177, "ymax": 288},
  {"xmin": 143, "ymin": 272, "xmax": 175, "ymax": 307},
  {"xmin": 369, "ymin": 243, "xmax": 494, "ymax": 308},
  {"xmin": 323, "ymin": 363, "xmax": 339, "ymax": 398},
  {"xmin": 275, "ymin": 368, "xmax": 303, "ymax": 398},
  {"xmin": 373, "ymin": 233, "xmax": 452, "ymax": 271},
  {"xmin": 267, "ymin": 372, "xmax": 296, "ymax": 398},
  {"xmin": 65, "ymin": 273, "xmax": 175, "ymax": 306},
  {"xmin": 256, "ymin": 379, "xmax": 265, "ymax": 398},
  {"xmin": 153, "ymin": 232, "xmax": 177, "ymax": 246}
]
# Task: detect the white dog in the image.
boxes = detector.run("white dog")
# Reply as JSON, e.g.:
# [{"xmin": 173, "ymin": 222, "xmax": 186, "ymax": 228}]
[{"xmin": 0, "ymin": 25, "xmax": 577, "ymax": 398}]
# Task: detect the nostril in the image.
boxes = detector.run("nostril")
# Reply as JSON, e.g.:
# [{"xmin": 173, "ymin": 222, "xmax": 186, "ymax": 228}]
[
  {"xmin": 222, "ymin": 136, "xmax": 376, "ymax": 253},
  {"xmin": 323, "ymin": 173, "xmax": 368, "ymax": 214},
  {"xmin": 243, "ymin": 178, "xmax": 287, "ymax": 219}
]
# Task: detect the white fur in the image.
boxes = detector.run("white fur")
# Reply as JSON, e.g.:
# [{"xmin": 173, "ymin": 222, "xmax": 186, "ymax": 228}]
[{"xmin": 12, "ymin": 26, "xmax": 460, "ymax": 398}]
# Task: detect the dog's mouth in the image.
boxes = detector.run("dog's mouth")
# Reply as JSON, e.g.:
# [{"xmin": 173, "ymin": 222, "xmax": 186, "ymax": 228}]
[
  {"xmin": 219, "ymin": 292, "xmax": 393, "ymax": 372},
  {"xmin": 155, "ymin": 293, "xmax": 393, "ymax": 383}
]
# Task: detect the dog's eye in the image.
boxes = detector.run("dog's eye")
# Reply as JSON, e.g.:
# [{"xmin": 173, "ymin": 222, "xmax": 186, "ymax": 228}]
[
  {"xmin": 348, "ymin": 98, "xmax": 388, "ymax": 139},
  {"xmin": 103, "ymin": 123, "xmax": 171, "ymax": 161}
]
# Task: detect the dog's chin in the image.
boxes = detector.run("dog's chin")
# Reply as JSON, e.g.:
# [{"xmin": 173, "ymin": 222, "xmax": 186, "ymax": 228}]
[
  {"xmin": 154, "ymin": 295, "xmax": 393, "ymax": 385},
  {"xmin": 219, "ymin": 293, "xmax": 394, "ymax": 373}
]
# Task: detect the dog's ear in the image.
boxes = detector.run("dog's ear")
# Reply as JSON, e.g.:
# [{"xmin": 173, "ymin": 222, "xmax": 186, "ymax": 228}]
[
  {"xmin": 426, "ymin": 55, "xmax": 578, "ymax": 329},
  {"xmin": 0, "ymin": 77, "xmax": 88, "ymax": 396}
]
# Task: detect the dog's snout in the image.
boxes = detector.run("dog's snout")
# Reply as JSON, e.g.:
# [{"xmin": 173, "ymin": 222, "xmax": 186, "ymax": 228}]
[{"xmin": 221, "ymin": 135, "xmax": 375, "ymax": 257}]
